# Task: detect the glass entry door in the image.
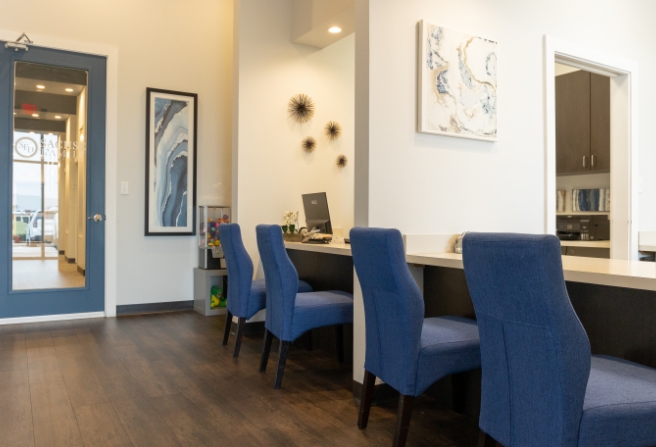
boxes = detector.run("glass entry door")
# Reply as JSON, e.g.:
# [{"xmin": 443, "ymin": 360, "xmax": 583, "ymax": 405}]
[{"xmin": 0, "ymin": 44, "xmax": 106, "ymax": 318}]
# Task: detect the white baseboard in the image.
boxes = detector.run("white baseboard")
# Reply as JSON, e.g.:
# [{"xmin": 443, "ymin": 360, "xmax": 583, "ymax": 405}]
[{"xmin": 0, "ymin": 311, "xmax": 105, "ymax": 326}]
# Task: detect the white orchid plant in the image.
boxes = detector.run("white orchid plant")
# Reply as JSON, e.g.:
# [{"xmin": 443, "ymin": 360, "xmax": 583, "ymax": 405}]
[{"xmin": 281, "ymin": 211, "xmax": 304, "ymax": 234}]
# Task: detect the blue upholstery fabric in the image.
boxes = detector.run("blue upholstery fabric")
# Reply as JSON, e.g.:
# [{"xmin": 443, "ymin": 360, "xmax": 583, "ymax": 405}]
[
  {"xmin": 416, "ymin": 316, "xmax": 481, "ymax": 396},
  {"xmin": 291, "ymin": 290, "xmax": 354, "ymax": 340},
  {"xmin": 220, "ymin": 223, "xmax": 312, "ymax": 320},
  {"xmin": 579, "ymin": 355, "xmax": 656, "ymax": 447},
  {"xmin": 350, "ymin": 227, "xmax": 481, "ymax": 397},
  {"xmin": 463, "ymin": 232, "xmax": 656, "ymax": 447},
  {"xmin": 256, "ymin": 224, "xmax": 353, "ymax": 341},
  {"xmin": 244, "ymin": 279, "xmax": 313, "ymax": 320},
  {"xmin": 220, "ymin": 224, "xmax": 254, "ymax": 318},
  {"xmin": 463, "ymin": 233, "xmax": 591, "ymax": 447}
]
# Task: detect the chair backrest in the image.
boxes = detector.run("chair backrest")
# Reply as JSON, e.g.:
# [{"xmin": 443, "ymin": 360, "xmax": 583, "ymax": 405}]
[
  {"xmin": 255, "ymin": 224, "xmax": 300, "ymax": 340},
  {"xmin": 350, "ymin": 227, "xmax": 424, "ymax": 396},
  {"xmin": 462, "ymin": 233, "xmax": 591, "ymax": 447},
  {"xmin": 219, "ymin": 223, "xmax": 254, "ymax": 317}
]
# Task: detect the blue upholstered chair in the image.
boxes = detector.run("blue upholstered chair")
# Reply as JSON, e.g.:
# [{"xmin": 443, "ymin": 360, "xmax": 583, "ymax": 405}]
[
  {"xmin": 219, "ymin": 223, "xmax": 312, "ymax": 358},
  {"xmin": 350, "ymin": 227, "xmax": 482, "ymax": 447},
  {"xmin": 255, "ymin": 224, "xmax": 354, "ymax": 389},
  {"xmin": 463, "ymin": 233, "xmax": 656, "ymax": 447}
]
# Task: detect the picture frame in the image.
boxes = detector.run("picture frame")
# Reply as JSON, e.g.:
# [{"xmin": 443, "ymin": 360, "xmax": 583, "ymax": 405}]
[
  {"xmin": 417, "ymin": 20, "xmax": 498, "ymax": 141},
  {"xmin": 145, "ymin": 87, "xmax": 197, "ymax": 236}
]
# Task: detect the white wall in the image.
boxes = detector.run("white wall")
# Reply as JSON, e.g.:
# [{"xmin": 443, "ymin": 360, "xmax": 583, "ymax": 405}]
[
  {"xmin": 234, "ymin": 0, "xmax": 355, "ymax": 274},
  {"xmin": 64, "ymin": 116, "xmax": 78, "ymax": 262},
  {"xmin": 76, "ymin": 87, "xmax": 87, "ymax": 271},
  {"xmin": 357, "ymin": 0, "xmax": 656, "ymax": 235},
  {"xmin": 0, "ymin": 0, "xmax": 234, "ymax": 306}
]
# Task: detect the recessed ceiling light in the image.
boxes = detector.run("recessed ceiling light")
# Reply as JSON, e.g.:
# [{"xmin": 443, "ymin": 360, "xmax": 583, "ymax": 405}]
[
  {"xmin": 32, "ymin": 113, "xmax": 39, "ymax": 117},
  {"xmin": 36, "ymin": 85, "xmax": 45, "ymax": 89},
  {"xmin": 65, "ymin": 88, "xmax": 74, "ymax": 92},
  {"xmin": 328, "ymin": 26, "xmax": 342, "ymax": 34},
  {"xmin": 55, "ymin": 115, "xmax": 62, "ymax": 119}
]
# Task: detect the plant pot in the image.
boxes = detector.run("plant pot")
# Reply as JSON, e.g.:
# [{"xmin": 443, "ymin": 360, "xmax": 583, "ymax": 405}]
[{"xmin": 283, "ymin": 233, "xmax": 303, "ymax": 242}]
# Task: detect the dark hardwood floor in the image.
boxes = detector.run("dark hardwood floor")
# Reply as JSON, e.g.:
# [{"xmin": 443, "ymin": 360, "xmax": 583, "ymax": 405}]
[{"xmin": 0, "ymin": 311, "xmax": 478, "ymax": 447}]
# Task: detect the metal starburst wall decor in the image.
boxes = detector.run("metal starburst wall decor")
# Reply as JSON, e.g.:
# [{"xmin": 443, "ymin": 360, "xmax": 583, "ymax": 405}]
[
  {"xmin": 302, "ymin": 136, "xmax": 317, "ymax": 153},
  {"xmin": 325, "ymin": 121, "xmax": 342, "ymax": 141},
  {"xmin": 288, "ymin": 94, "xmax": 315, "ymax": 123}
]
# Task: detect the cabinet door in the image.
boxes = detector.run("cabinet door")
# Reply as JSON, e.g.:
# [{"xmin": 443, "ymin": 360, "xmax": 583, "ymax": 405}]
[
  {"xmin": 556, "ymin": 71, "xmax": 591, "ymax": 175},
  {"xmin": 590, "ymin": 73, "xmax": 611, "ymax": 172}
]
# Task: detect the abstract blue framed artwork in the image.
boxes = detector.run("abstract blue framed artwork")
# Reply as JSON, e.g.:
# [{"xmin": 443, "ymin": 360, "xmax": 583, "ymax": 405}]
[
  {"xmin": 145, "ymin": 88, "xmax": 197, "ymax": 235},
  {"xmin": 417, "ymin": 21, "xmax": 498, "ymax": 141}
]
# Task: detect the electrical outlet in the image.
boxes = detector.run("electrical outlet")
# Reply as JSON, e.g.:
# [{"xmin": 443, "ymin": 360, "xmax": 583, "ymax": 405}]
[{"xmin": 121, "ymin": 181, "xmax": 129, "ymax": 195}]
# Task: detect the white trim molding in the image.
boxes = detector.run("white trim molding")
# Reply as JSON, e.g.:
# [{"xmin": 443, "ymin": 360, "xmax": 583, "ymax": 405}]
[
  {"xmin": 0, "ymin": 28, "xmax": 119, "ymax": 315},
  {"xmin": 544, "ymin": 35, "xmax": 639, "ymax": 260},
  {"xmin": 0, "ymin": 311, "xmax": 105, "ymax": 326}
]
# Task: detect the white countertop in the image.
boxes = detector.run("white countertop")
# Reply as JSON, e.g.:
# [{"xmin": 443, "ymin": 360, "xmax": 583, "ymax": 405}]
[
  {"xmin": 284, "ymin": 241, "xmax": 352, "ymax": 256},
  {"xmin": 405, "ymin": 252, "xmax": 656, "ymax": 292},
  {"xmin": 286, "ymin": 241, "xmax": 656, "ymax": 292}
]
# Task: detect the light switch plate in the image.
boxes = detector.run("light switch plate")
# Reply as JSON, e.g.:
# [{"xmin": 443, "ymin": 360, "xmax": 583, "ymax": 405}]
[{"xmin": 120, "ymin": 181, "xmax": 129, "ymax": 195}]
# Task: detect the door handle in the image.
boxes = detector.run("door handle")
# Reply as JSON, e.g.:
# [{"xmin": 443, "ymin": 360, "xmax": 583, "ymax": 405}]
[
  {"xmin": 591, "ymin": 155, "xmax": 596, "ymax": 167},
  {"xmin": 87, "ymin": 214, "xmax": 103, "ymax": 222},
  {"xmin": 583, "ymin": 156, "xmax": 587, "ymax": 168}
]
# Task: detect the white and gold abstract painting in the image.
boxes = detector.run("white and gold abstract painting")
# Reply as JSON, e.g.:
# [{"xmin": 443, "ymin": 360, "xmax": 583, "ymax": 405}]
[{"xmin": 418, "ymin": 21, "xmax": 497, "ymax": 141}]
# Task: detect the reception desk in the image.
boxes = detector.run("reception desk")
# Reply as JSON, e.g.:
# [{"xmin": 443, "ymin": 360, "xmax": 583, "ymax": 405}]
[{"xmin": 285, "ymin": 240, "xmax": 656, "ymax": 407}]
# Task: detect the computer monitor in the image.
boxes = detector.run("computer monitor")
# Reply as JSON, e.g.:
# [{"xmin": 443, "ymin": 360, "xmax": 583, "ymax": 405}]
[{"xmin": 302, "ymin": 192, "xmax": 332, "ymax": 234}]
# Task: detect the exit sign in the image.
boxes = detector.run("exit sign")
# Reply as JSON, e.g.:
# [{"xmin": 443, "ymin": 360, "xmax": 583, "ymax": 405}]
[{"xmin": 21, "ymin": 104, "xmax": 37, "ymax": 113}]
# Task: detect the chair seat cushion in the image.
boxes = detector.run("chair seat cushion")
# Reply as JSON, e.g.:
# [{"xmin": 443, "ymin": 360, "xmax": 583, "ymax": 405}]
[
  {"xmin": 289, "ymin": 290, "xmax": 354, "ymax": 341},
  {"xmin": 242, "ymin": 279, "xmax": 313, "ymax": 319},
  {"xmin": 414, "ymin": 316, "xmax": 481, "ymax": 396},
  {"xmin": 578, "ymin": 355, "xmax": 656, "ymax": 447}
]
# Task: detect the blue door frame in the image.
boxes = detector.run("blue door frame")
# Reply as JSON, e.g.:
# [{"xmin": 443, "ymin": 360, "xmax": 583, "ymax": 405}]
[{"xmin": 0, "ymin": 43, "xmax": 106, "ymax": 318}]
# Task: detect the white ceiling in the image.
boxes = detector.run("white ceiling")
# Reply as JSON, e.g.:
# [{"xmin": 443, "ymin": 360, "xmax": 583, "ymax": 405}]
[
  {"xmin": 14, "ymin": 109, "xmax": 71, "ymax": 122},
  {"xmin": 292, "ymin": 0, "xmax": 355, "ymax": 49},
  {"xmin": 555, "ymin": 63, "xmax": 581, "ymax": 77},
  {"xmin": 14, "ymin": 77, "xmax": 85, "ymax": 96}
]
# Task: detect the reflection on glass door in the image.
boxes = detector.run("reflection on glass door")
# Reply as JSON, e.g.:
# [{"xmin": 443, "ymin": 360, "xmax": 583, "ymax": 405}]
[{"xmin": 12, "ymin": 62, "xmax": 87, "ymax": 290}]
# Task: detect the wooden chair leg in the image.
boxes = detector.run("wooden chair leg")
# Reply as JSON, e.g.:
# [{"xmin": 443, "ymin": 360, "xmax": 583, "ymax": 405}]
[
  {"xmin": 222, "ymin": 311, "xmax": 232, "ymax": 346},
  {"xmin": 393, "ymin": 394, "xmax": 415, "ymax": 447},
  {"xmin": 232, "ymin": 317, "xmax": 246, "ymax": 358},
  {"xmin": 259, "ymin": 330, "xmax": 273, "ymax": 373},
  {"xmin": 358, "ymin": 370, "xmax": 376, "ymax": 429},
  {"xmin": 306, "ymin": 331, "xmax": 313, "ymax": 351},
  {"xmin": 273, "ymin": 340, "xmax": 290, "ymax": 389},
  {"xmin": 335, "ymin": 324, "xmax": 344, "ymax": 363},
  {"xmin": 477, "ymin": 430, "xmax": 497, "ymax": 447}
]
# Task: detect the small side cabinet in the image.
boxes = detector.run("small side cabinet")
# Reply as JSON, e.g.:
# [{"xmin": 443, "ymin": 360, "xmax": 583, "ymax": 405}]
[{"xmin": 193, "ymin": 268, "xmax": 227, "ymax": 316}]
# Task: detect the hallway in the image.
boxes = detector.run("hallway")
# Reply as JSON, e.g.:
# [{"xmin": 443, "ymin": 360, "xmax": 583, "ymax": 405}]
[{"xmin": 12, "ymin": 244, "xmax": 85, "ymax": 290}]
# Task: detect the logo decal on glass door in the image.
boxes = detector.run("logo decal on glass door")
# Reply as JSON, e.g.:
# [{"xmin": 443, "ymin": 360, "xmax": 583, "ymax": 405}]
[{"xmin": 14, "ymin": 137, "xmax": 38, "ymax": 157}]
